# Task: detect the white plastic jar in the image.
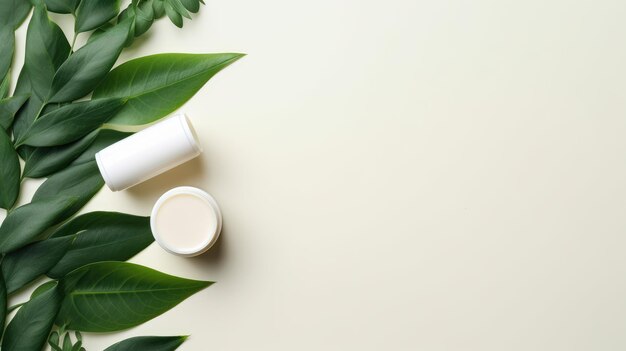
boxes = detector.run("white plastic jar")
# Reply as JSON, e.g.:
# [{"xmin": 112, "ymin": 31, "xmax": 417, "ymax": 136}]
[{"xmin": 150, "ymin": 186, "xmax": 223, "ymax": 256}]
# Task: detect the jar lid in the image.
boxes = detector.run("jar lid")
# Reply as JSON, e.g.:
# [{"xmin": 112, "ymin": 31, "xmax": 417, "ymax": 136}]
[{"xmin": 150, "ymin": 186, "xmax": 222, "ymax": 256}]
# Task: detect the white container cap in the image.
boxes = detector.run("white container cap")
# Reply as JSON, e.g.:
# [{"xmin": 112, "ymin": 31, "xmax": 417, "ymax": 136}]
[
  {"xmin": 96, "ymin": 113, "xmax": 202, "ymax": 192},
  {"xmin": 150, "ymin": 186, "xmax": 223, "ymax": 256}
]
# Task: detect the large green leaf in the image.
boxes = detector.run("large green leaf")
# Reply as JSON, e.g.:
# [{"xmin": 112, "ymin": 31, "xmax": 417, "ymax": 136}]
[
  {"xmin": 0, "ymin": 95, "xmax": 28, "ymax": 131},
  {"xmin": 23, "ymin": 130, "xmax": 99, "ymax": 178},
  {"xmin": 70, "ymin": 129, "xmax": 131, "ymax": 166},
  {"xmin": 17, "ymin": 98, "xmax": 126, "ymax": 147},
  {"xmin": 0, "ymin": 269, "xmax": 6, "ymax": 332},
  {"xmin": 104, "ymin": 336, "xmax": 187, "ymax": 351},
  {"xmin": 0, "ymin": 196, "xmax": 77, "ymax": 253},
  {"xmin": 25, "ymin": 5, "xmax": 71, "ymax": 100},
  {"xmin": 49, "ymin": 17, "xmax": 133, "ymax": 103},
  {"xmin": 12, "ymin": 6, "xmax": 69, "ymax": 146},
  {"xmin": 32, "ymin": 161, "xmax": 104, "ymax": 220},
  {"xmin": 44, "ymin": 0, "xmax": 79, "ymax": 14},
  {"xmin": 57, "ymin": 262, "xmax": 212, "ymax": 332},
  {"xmin": 0, "ymin": 28, "xmax": 14, "ymax": 90},
  {"xmin": 47, "ymin": 211, "xmax": 153, "ymax": 278},
  {"xmin": 94, "ymin": 53, "xmax": 244, "ymax": 125},
  {"xmin": 2, "ymin": 236, "xmax": 73, "ymax": 294},
  {"xmin": 0, "ymin": 128, "xmax": 20, "ymax": 210},
  {"xmin": 0, "ymin": 0, "xmax": 32, "ymax": 29},
  {"xmin": 75, "ymin": 0, "xmax": 121, "ymax": 33},
  {"xmin": 2, "ymin": 284, "xmax": 63, "ymax": 351}
]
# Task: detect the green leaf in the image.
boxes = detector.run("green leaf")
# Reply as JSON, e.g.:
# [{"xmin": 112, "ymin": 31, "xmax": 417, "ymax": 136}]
[
  {"xmin": 0, "ymin": 269, "xmax": 7, "ymax": 332},
  {"xmin": 32, "ymin": 161, "xmax": 104, "ymax": 220},
  {"xmin": 2, "ymin": 236, "xmax": 73, "ymax": 294},
  {"xmin": 23, "ymin": 129, "xmax": 99, "ymax": 178},
  {"xmin": 164, "ymin": 1, "xmax": 183, "ymax": 28},
  {"xmin": 75, "ymin": 0, "xmax": 122, "ymax": 33},
  {"xmin": 95, "ymin": 53, "xmax": 244, "ymax": 125},
  {"xmin": 0, "ymin": 72, "xmax": 10, "ymax": 98},
  {"xmin": 86, "ymin": 22, "xmax": 114, "ymax": 45},
  {"xmin": 166, "ymin": 0, "xmax": 191, "ymax": 19},
  {"xmin": 134, "ymin": 0, "xmax": 155, "ymax": 37},
  {"xmin": 180, "ymin": 0, "xmax": 200, "ymax": 13},
  {"xmin": 17, "ymin": 98, "xmax": 126, "ymax": 147},
  {"xmin": 0, "ymin": 0, "xmax": 32, "ymax": 29},
  {"xmin": 0, "ymin": 196, "xmax": 77, "ymax": 253},
  {"xmin": 104, "ymin": 336, "xmax": 188, "ymax": 351},
  {"xmin": 32, "ymin": 280, "xmax": 58, "ymax": 298},
  {"xmin": 0, "ymin": 95, "xmax": 28, "ymax": 131},
  {"xmin": 49, "ymin": 331, "xmax": 62, "ymax": 351},
  {"xmin": 70, "ymin": 129, "xmax": 131, "ymax": 166},
  {"xmin": 57, "ymin": 262, "xmax": 212, "ymax": 332},
  {"xmin": 153, "ymin": 0, "xmax": 165, "ymax": 18},
  {"xmin": 44, "ymin": 0, "xmax": 79, "ymax": 14},
  {"xmin": 0, "ymin": 28, "xmax": 14, "ymax": 89},
  {"xmin": 2, "ymin": 284, "xmax": 63, "ymax": 351},
  {"xmin": 11, "ymin": 76, "xmax": 40, "ymax": 143},
  {"xmin": 0, "ymin": 128, "xmax": 20, "ymax": 210},
  {"xmin": 12, "ymin": 6, "xmax": 69, "ymax": 145},
  {"xmin": 62, "ymin": 332, "xmax": 72, "ymax": 351},
  {"xmin": 25, "ymin": 5, "xmax": 71, "ymax": 100},
  {"xmin": 47, "ymin": 212, "xmax": 153, "ymax": 278},
  {"xmin": 49, "ymin": 18, "xmax": 133, "ymax": 103},
  {"xmin": 7, "ymin": 280, "xmax": 57, "ymax": 315}
]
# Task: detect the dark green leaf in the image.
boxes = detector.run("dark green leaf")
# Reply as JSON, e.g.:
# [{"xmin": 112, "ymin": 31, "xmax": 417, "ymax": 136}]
[
  {"xmin": 0, "ymin": 128, "xmax": 19, "ymax": 210},
  {"xmin": 95, "ymin": 53, "xmax": 244, "ymax": 125},
  {"xmin": 70, "ymin": 129, "xmax": 131, "ymax": 166},
  {"xmin": 86, "ymin": 22, "xmax": 114, "ymax": 45},
  {"xmin": 11, "ymin": 76, "xmax": 40, "ymax": 144},
  {"xmin": 23, "ymin": 129, "xmax": 99, "ymax": 178},
  {"xmin": 0, "ymin": 196, "xmax": 77, "ymax": 253},
  {"xmin": 0, "ymin": 0, "xmax": 32, "ymax": 29},
  {"xmin": 0, "ymin": 95, "xmax": 28, "ymax": 131},
  {"xmin": 49, "ymin": 331, "xmax": 62, "ymax": 351},
  {"xmin": 153, "ymin": 0, "xmax": 165, "ymax": 18},
  {"xmin": 25, "ymin": 5, "xmax": 71, "ymax": 99},
  {"xmin": 75, "ymin": 0, "xmax": 122, "ymax": 33},
  {"xmin": 44, "ymin": 0, "xmax": 79, "ymax": 14},
  {"xmin": 32, "ymin": 280, "xmax": 58, "ymax": 298},
  {"xmin": 49, "ymin": 18, "xmax": 133, "ymax": 103},
  {"xmin": 2, "ymin": 237, "xmax": 73, "ymax": 294},
  {"xmin": 2, "ymin": 284, "xmax": 63, "ymax": 351},
  {"xmin": 68, "ymin": 331, "xmax": 83, "ymax": 351},
  {"xmin": 17, "ymin": 98, "xmax": 126, "ymax": 147},
  {"xmin": 12, "ymin": 6, "xmax": 69, "ymax": 147},
  {"xmin": 62, "ymin": 332, "xmax": 72, "ymax": 351},
  {"xmin": 0, "ymin": 269, "xmax": 7, "ymax": 332},
  {"xmin": 134, "ymin": 0, "xmax": 155, "ymax": 36},
  {"xmin": 0, "ymin": 72, "xmax": 9, "ymax": 98},
  {"xmin": 167, "ymin": 0, "xmax": 191, "ymax": 19},
  {"xmin": 57, "ymin": 262, "xmax": 212, "ymax": 332},
  {"xmin": 32, "ymin": 161, "xmax": 104, "ymax": 220},
  {"xmin": 164, "ymin": 1, "xmax": 183, "ymax": 27},
  {"xmin": 0, "ymin": 28, "xmax": 14, "ymax": 88},
  {"xmin": 104, "ymin": 336, "xmax": 188, "ymax": 351},
  {"xmin": 180, "ymin": 0, "xmax": 200, "ymax": 13},
  {"xmin": 47, "ymin": 211, "xmax": 153, "ymax": 278}
]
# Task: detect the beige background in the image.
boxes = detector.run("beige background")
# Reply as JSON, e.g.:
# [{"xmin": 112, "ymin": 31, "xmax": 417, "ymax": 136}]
[{"xmin": 4, "ymin": 0, "xmax": 626, "ymax": 350}]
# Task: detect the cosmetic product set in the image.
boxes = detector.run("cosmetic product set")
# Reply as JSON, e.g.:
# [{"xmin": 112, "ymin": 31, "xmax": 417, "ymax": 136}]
[{"xmin": 95, "ymin": 113, "xmax": 222, "ymax": 257}]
